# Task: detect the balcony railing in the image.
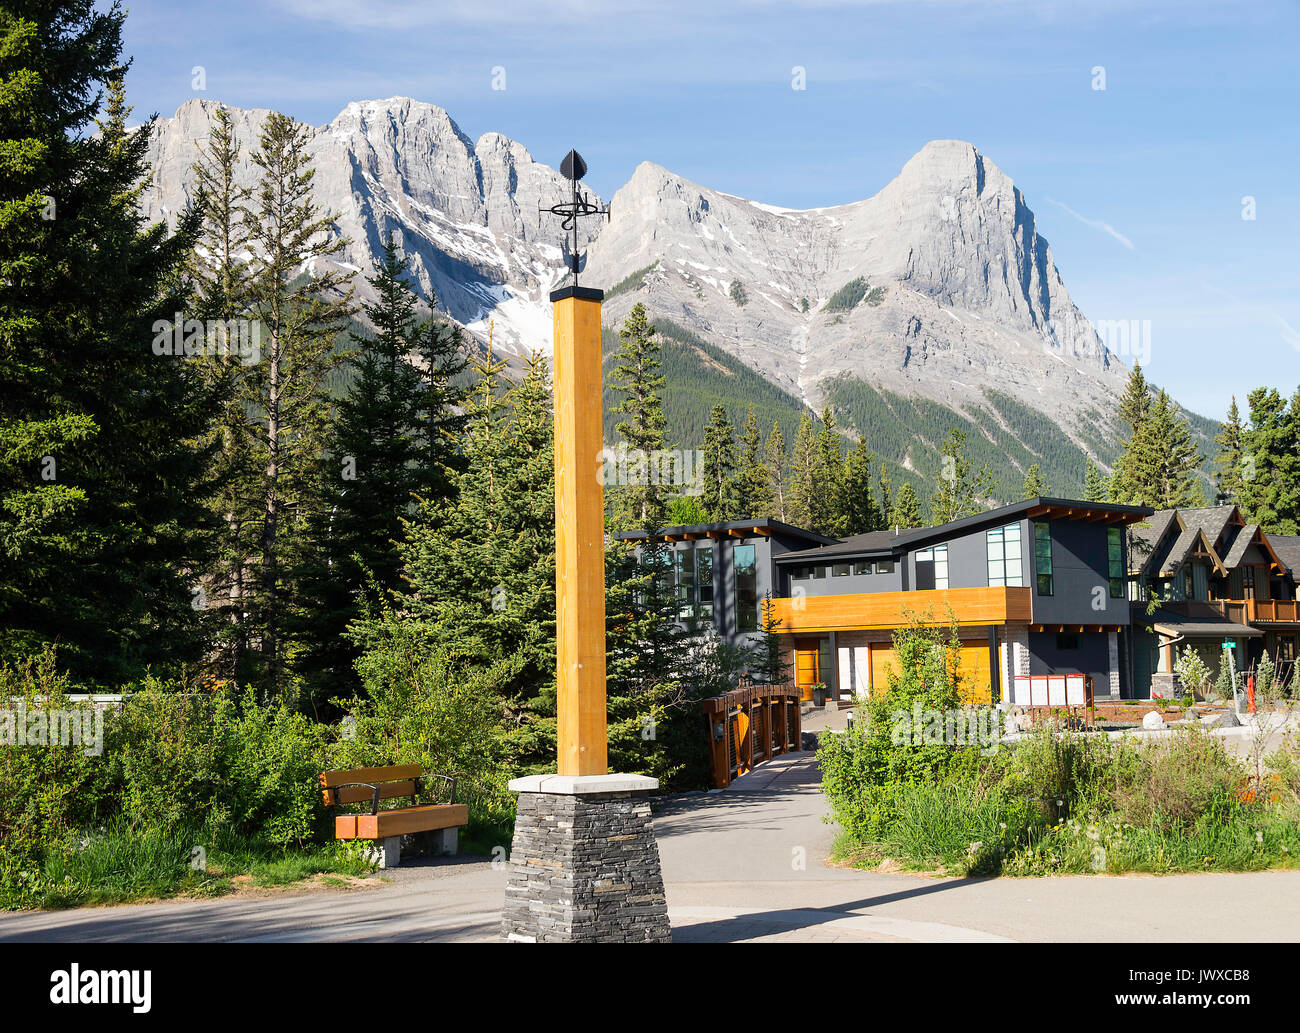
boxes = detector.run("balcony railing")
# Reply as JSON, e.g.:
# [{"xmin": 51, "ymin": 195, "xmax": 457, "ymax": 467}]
[{"xmin": 1200, "ymin": 599, "xmax": 1300, "ymax": 624}]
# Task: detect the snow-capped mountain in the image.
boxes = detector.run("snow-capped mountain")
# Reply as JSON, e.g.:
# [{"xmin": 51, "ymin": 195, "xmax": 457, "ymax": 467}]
[{"xmin": 140, "ymin": 97, "xmax": 1133, "ymax": 452}]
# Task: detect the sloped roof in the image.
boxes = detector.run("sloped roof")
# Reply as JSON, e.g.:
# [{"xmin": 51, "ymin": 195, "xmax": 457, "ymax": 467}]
[
  {"xmin": 1269, "ymin": 534, "xmax": 1300, "ymax": 578},
  {"xmin": 1159, "ymin": 525, "xmax": 1226, "ymax": 576},
  {"xmin": 1222, "ymin": 523, "xmax": 1261, "ymax": 568},
  {"xmin": 1129, "ymin": 509, "xmax": 1180, "ymax": 575},
  {"xmin": 1146, "ymin": 606, "xmax": 1262, "ymax": 639},
  {"xmin": 1177, "ymin": 506, "xmax": 1242, "ymax": 550}
]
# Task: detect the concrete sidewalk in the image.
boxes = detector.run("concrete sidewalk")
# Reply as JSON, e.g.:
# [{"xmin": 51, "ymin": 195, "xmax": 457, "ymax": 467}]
[{"xmin": 3, "ymin": 750, "xmax": 1299, "ymax": 942}]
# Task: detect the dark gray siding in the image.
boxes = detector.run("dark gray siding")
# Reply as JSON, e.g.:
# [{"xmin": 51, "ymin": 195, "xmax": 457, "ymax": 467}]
[
  {"xmin": 1029, "ymin": 630, "xmax": 1111, "ymax": 691},
  {"xmin": 1031, "ymin": 519, "xmax": 1131, "ymax": 626}
]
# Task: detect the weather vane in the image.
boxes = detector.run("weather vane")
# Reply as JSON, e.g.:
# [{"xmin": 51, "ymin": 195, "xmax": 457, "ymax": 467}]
[{"xmin": 540, "ymin": 149, "xmax": 610, "ymax": 289}]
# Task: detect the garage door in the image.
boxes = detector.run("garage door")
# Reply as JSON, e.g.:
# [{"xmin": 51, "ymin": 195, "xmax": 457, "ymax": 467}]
[
  {"xmin": 868, "ymin": 641, "xmax": 992, "ymax": 703},
  {"xmin": 955, "ymin": 640, "xmax": 993, "ymax": 705},
  {"xmin": 869, "ymin": 645, "xmax": 897, "ymax": 697}
]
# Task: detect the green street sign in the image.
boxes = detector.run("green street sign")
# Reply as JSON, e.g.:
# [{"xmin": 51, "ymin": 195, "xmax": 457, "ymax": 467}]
[{"xmin": 1223, "ymin": 640, "xmax": 1236, "ymax": 649}]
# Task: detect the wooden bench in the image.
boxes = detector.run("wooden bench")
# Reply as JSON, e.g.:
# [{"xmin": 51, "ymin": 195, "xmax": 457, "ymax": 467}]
[{"xmin": 320, "ymin": 764, "xmax": 469, "ymax": 869}]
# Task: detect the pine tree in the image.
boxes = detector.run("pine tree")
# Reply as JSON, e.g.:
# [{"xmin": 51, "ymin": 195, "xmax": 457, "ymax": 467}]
[
  {"xmin": 1020, "ymin": 463, "xmax": 1049, "ymax": 500},
  {"xmin": 608, "ymin": 302, "xmax": 668, "ymax": 530},
  {"xmin": 1239, "ymin": 387, "xmax": 1300, "ymax": 533},
  {"xmin": 877, "ymin": 466, "xmax": 893, "ymax": 529},
  {"xmin": 764, "ymin": 420, "xmax": 788, "ymax": 522},
  {"xmin": 0, "ymin": 5, "xmax": 218, "ymax": 686},
  {"xmin": 191, "ymin": 103, "xmax": 257, "ymax": 680},
  {"xmin": 386, "ymin": 351, "xmax": 557, "ymax": 705},
  {"xmin": 1083, "ymin": 459, "xmax": 1108, "ymax": 503},
  {"xmin": 929, "ymin": 429, "xmax": 994, "ymax": 524},
  {"xmin": 293, "ymin": 234, "xmax": 466, "ymax": 707},
  {"xmin": 890, "ymin": 482, "xmax": 924, "ymax": 529},
  {"xmin": 1110, "ymin": 364, "xmax": 1153, "ymax": 504},
  {"xmin": 786, "ymin": 413, "xmax": 818, "ymax": 529},
  {"xmin": 700, "ymin": 405, "xmax": 738, "ymax": 521},
  {"xmin": 241, "ymin": 110, "xmax": 355, "ymax": 693},
  {"xmin": 1212, "ymin": 395, "xmax": 1246, "ymax": 506},
  {"xmin": 839, "ymin": 438, "xmax": 882, "ymax": 534},
  {"xmin": 1122, "ymin": 390, "xmax": 1203, "ymax": 509},
  {"xmin": 734, "ymin": 403, "xmax": 772, "ymax": 520},
  {"xmin": 812, "ymin": 406, "xmax": 846, "ymax": 536}
]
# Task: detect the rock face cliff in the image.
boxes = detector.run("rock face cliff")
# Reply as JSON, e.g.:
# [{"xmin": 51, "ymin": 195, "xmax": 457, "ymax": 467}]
[
  {"xmin": 588, "ymin": 140, "xmax": 1123, "ymax": 424},
  {"xmin": 141, "ymin": 97, "xmax": 600, "ymax": 357},
  {"xmin": 141, "ymin": 99, "xmax": 1128, "ymax": 449}
]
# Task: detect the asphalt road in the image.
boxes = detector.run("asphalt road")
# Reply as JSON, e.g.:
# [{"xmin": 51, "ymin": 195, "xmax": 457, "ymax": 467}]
[{"xmin": 3, "ymin": 750, "xmax": 1299, "ymax": 942}]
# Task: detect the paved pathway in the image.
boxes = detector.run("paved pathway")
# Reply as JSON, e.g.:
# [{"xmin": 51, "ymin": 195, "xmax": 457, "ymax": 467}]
[{"xmin": 3, "ymin": 748, "xmax": 1300, "ymax": 943}]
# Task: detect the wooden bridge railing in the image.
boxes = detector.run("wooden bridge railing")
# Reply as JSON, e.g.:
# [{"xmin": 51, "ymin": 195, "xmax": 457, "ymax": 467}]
[{"xmin": 702, "ymin": 678, "xmax": 803, "ymax": 790}]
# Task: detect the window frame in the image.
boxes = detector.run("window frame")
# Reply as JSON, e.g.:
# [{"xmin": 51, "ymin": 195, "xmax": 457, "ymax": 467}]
[
  {"xmin": 1107, "ymin": 526, "xmax": 1125, "ymax": 598},
  {"xmin": 986, "ymin": 522, "xmax": 1024, "ymax": 588},
  {"xmin": 1034, "ymin": 521, "xmax": 1054, "ymax": 596}
]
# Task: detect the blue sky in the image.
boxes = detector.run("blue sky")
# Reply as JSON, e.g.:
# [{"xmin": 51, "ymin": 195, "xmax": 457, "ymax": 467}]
[{"xmin": 119, "ymin": 0, "xmax": 1300, "ymax": 421}]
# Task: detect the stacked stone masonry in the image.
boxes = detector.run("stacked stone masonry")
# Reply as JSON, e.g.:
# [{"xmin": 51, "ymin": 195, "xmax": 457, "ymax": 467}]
[{"xmin": 502, "ymin": 790, "xmax": 671, "ymax": 943}]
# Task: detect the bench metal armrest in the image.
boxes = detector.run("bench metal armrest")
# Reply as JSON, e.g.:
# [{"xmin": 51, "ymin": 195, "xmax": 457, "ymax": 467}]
[
  {"xmin": 330, "ymin": 781, "xmax": 382, "ymax": 815},
  {"xmin": 416, "ymin": 773, "xmax": 457, "ymax": 805}
]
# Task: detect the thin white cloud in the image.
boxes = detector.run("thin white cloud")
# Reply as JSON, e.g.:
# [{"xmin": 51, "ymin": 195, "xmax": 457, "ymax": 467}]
[{"xmin": 1046, "ymin": 198, "xmax": 1135, "ymax": 251}]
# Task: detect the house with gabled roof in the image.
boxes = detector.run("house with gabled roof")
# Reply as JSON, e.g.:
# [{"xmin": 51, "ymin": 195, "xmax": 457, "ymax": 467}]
[{"xmin": 1128, "ymin": 505, "xmax": 1298, "ymax": 697}]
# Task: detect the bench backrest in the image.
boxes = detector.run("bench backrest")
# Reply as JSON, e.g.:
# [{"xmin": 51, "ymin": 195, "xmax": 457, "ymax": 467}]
[{"xmin": 320, "ymin": 764, "xmax": 423, "ymax": 808}]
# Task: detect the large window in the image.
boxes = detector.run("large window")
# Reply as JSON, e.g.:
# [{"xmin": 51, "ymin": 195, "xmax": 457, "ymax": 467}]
[
  {"xmin": 916, "ymin": 545, "xmax": 949, "ymax": 589},
  {"xmin": 734, "ymin": 544, "xmax": 758, "ymax": 633},
  {"xmin": 696, "ymin": 547, "xmax": 714, "ymax": 623},
  {"xmin": 663, "ymin": 544, "xmax": 714, "ymax": 626},
  {"xmin": 1034, "ymin": 522, "xmax": 1054, "ymax": 596},
  {"xmin": 986, "ymin": 523, "xmax": 1023, "ymax": 587},
  {"xmin": 1107, "ymin": 526, "xmax": 1125, "ymax": 598},
  {"xmin": 674, "ymin": 547, "xmax": 695, "ymax": 619}
]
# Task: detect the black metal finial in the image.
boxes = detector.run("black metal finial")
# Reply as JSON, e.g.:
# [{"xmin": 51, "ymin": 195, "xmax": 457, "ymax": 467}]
[{"xmin": 540, "ymin": 148, "xmax": 610, "ymax": 288}]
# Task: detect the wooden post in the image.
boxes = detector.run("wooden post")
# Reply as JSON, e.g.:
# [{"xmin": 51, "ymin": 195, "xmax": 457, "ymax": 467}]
[{"xmin": 551, "ymin": 286, "xmax": 608, "ymax": 777}]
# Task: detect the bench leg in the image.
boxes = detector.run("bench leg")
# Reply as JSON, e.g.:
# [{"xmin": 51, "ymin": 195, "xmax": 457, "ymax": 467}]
[
  {"xmin": 368, "ymin": 835, "xmax": 401, "ymax": 869},
  {"xmin": 429, "ymin": 826, "xmax": 458, "ymax": 856}
]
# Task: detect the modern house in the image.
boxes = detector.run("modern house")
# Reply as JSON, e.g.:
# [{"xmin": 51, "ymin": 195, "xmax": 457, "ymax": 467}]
[
  {"xmin": 1129, "ymin": 505, "xmax": 1300, "ymax": 696},
  {"xmin": 621, "ymin": 497, "xmax": 1154, "ymax": 704}
]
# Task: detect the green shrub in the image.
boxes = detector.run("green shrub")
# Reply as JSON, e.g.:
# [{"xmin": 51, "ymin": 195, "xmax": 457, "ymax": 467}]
[
  {"xmin": 1110, "ymin": 727, "xmax": 1243, "ymax": 830},
  {"xmin": 0, "ymin": 649, "xmax": 114, "ymax": 859},
  {"xmin": 820, "ymin": 614, "xmax": 974, "ymax": 839}
]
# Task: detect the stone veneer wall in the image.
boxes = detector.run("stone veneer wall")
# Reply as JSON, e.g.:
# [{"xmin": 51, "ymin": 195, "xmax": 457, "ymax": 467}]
[{"xmin": 502, "ymin": 790, "xmax": 671, "ymax": 943}]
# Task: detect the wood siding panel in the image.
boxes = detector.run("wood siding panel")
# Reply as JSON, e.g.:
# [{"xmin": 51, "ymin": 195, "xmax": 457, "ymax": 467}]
[{"xmin": 768, "ymin": 587, "xmax": 1032, "ymax": 634}]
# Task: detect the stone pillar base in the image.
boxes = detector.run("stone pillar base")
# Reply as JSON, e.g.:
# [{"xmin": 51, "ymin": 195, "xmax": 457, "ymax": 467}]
[{"xmin": 502, "ymin": 774, "xmax": 671, "ymax": 943}]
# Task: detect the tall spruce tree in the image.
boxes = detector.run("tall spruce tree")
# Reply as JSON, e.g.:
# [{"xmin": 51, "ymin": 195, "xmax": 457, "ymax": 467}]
[
  {"xmin": 608, "ymin": 302, "xmax": 668, "ymax": 530},
  {"xmin": 1020, "ymin": 463, "xmax": 1049, "ymax": 500},
  {"xmin": 1239, "ymin": 387, "xmax": 1300, "ymax": 533},
  {"xmin": 764, "ymin": 419, "xmax": 788, "ymax": 521},
  {"xmin": 812, "ymin": 406, "xmax": 846, "ymax": 536},
  {"xmin": 890, "ymin": 482, "xmax": 924, "ymax": 529},
  {"xmin": 1110, "ymin": 364, "xmax": 1153, "ymax": 504},
  {"xmin": 0, "ymin": 3, "xmax": 218, "ymax": 686},
  {"xmin": 929, "ymin": 429, "xmax": 993, "ymax": 524},
  {"xmin": 840, "ymin": 438, "xmax": 882, "ymax": 534},
  {"xmin": 786, "ymin": 412, "xmax": 818, "ymax": 529},
  {"xmin": 387, "ymin": 350, "xmax": 557, "ymax": 707},
  {"xmin": 734, "ymin": 403, "xmax": 772, "ymax": 520},
  {"xmin": 293, "ymin": 235, "xmax": 466, "ymax": 708},
  {"xmin": 700, "ymin": 405, "xmax": 738, "ymax": 521},
  {"xmin": 1119, "ymin": 389, "xmax": 1203, "ymax": 509},
  {"xmin": 190, "ymin": 102, "xmax": 256, "ymax": 680},
  {"xmin": 1212, "ymin": 395, "xmax": 1246, "ymax": 506},
  {"xmin": 1083, "ymin": 458, "xmax": 1108, "ymax": 503},
  {"xmin": 241, "ymin": 110, "xmax": 354, "ymax": 693}
]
